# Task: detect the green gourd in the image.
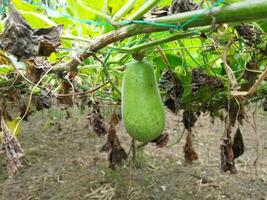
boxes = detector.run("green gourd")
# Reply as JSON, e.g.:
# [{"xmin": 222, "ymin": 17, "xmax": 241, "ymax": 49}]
[{"xmin": 121, "ymin": 59, "xmax": 165, "ymax": 142}]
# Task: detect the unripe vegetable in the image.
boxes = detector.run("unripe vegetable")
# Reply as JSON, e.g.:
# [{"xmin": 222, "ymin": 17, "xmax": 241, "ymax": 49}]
[{"xmin": 122, "ymin": 60, "xmax": 165, "ymax": 142}]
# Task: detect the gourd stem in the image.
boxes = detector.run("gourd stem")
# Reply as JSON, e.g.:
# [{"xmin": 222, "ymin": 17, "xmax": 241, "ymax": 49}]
[
  {"xmin": 79, "ymin": 1, "xmax": 111, "ymax": 21},
  {"xmin": 54, "ymin": 0, "xmax": 267, "ymax": 72},
  {"xmin": 112, "ymin": 0, "xmax": 136, "ymax": 22},
  {"xmin": 132, "ymin": 139, "xmax": 136, "ymax": 164},
  {"xmin": 108, "ymin": 28, "xmax": 207, "ymax": 53},
  {"xmin": 92, "ymin": 54, "xmax": 121, "ymax": 95},
  {"xmin": 149, "ymin": 0, "xmax": 267, "ymax": 28},
  {"xmin": 129, "ymin": 0, "xmax": 160, "ymax": 20},
  {"xmin": 61, "ymin": 35, "xmax": 92, "ymax": 43}
]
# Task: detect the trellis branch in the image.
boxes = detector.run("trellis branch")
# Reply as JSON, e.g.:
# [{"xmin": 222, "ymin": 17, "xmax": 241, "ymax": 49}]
[
  {"xmin": 221, "ymin": 40, "xmax": 238, "ymax": 90},
  {"xmin": 51, "ymin": 0, "xmax": 267, "ymax": 73},
  {"xmin": 231, "ymin": 66, "xmax": 267, "ymax": 98}
]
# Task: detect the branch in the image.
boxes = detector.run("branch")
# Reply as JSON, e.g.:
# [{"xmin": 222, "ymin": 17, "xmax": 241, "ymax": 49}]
[
  {"xmin": 79, "ymin": 1, "xmax": 111, "ymax": 22},
  {"xmin": 52, "ymin": 25, "xmax": 166, "ymax": 73},
  {"xmin": 221, "ymin": 41, "xmax": 238, "ymax": 90},
  {"xmin": 108, "ymin": 29, "xmax": 203, "ymax": 53},
  {"xmin": 149, "ymin": 0, "xmax": 267, "ymax": 27},
  {"xmin": 112, "ymin": 0, "xmax": 136, "ymax": 22},
  {"xmin": 92, "ymin": 54, "xmax": 121, "ymax": 95},
  {"xmin": 129, "ymin": 0, "xmax": 160, "ymax": 20},
  {"xmin": 52, "ymin": 0, "xmax": 267, "ymax": 72},
  {"xmin": 54, "ymin": 81, "xmax": 109, "ymax": 97},
  {"xmin": 231, "ymin": 66, "xmax": 267, "ymax": 98}
]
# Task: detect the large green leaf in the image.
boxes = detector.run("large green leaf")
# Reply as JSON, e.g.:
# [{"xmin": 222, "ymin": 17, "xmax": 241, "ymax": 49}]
[{"xmin": 19, "ymin": 10, "xmax": 57, "ymax": 28}]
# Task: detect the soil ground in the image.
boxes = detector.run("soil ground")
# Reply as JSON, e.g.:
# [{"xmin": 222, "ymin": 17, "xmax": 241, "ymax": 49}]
[{"xmin": 0, "ymin": 104, "xmax": 266, "ymax": 200}]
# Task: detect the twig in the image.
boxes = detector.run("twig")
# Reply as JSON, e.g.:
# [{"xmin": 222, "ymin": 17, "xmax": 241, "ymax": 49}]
[
  {"xmin": 108, "ymin": 30, "xmax": 203, "ymax": 53},
  {"xmin": 132, "ymin": 139, "xmax": 136, "ymax": 164},
  {"xmin": 61, "ymin": 35, "xmax": 92, "ymax": 43},
  {"xmin": 0, "ymin": 52, "xmax": 36, "ymax": 86},
  {"xmin": 54, "ymin": 81, "xmax": 109, "ymax": 97},
  {"xmin": 231, "ymin": 66, "xmax": 267, "ymax": 98},
  {"xmin": 129, "ymin": 0, "xmax": 160, "ymax": 20},
  {"xmin": 112, "ymin": 0, "xmax": 136, "ymax": 22},
  {"xmin": 154, "ymin": 44, "xmax": 182, "ymax": 86},
  {"xmin": 79, "ymin": 1, "xmax": 111, "ymax": 22},
  {"xmin": 92, "ymin": 54, "xmax": 121, "ymax": 95},
  {"xmin": 52, "ymin": 1, "xmax": 267, "ymax": 73},
  {"xmin": 221, "ymin": 40, "xmax": 238, "ymax": 90},
  {"xmin": 4, "ymin": 66, "xmax": 53, "ymax": 144}
]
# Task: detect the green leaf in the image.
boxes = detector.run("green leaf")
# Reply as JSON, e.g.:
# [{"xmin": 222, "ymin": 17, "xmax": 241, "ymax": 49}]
[
  {"xmin": 19, "ymin": 10, "xmax": 57, "ymax": 28},
  {"xmin": 0, "ymin": 65, "xmax": 14, "ymax": 74}
]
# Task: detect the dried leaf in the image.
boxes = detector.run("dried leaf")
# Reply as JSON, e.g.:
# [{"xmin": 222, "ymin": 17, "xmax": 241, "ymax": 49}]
[
  {"xmin": 191, "ymin": 69, "xmax": 223, "ymax": 95},
  {"xmin": 235, "ymin": 23, "xmax": 262, "ymax": 47},
  {"xmin": 35, "ymin": 90, "xmax": 51, "ymax": 111},
  {"xmin": 0, "ymin": 108, "xmax": 24, "ymax": 177},
  {"xmin": 220, "ymin": 125, "xmax": 237, "ymax": 173},
  {"xmin": 25, "ymin": 57, "xmax": 51, "ymax": 83},
  {"xmin": 87, "ymin": 103, "xmax": 107, "ymax": 136},
  {"xmin": 182, "ymin": 110, "xmax": 199, "ymax": 131},
  {"xmin": 151, "ymin": 132, "xmax": 169, "ymax": 147},
  {"xmin": 183, "ymin": 132, "xmax": 198, "ymax": 164},
  {"xmin": 102, "ymin": 124, "xmax": 127, "ymax": 169},
  {"xmin": 110, "ymin": 112, "xmax": 120, "ymax": 126},
  {"xmin": 169, "ymin": 0, "xmax": 200, "ymax": 15},
  {"xmin": 159, "ymin": 70, "xmax": 183, "ymax": 113},
  {"xmin": 232, "ymin": 128, "xmax": 244, "ymax": 159},
  {"xmin": 0, "ymin": 4, "xmax": 63, "ymax": 60}
]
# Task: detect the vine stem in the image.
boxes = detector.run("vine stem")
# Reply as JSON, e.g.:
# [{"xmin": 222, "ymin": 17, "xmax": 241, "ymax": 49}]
[
  {"xmin": 78, "ymin": 0, "xmax": 111, "ymax": 21},
  {"xmin": 61, "ymin": 35, "xmax": 92, "ymax": 43},
  {"xmin": 4, "ymin": 66, "xmax": 54, "ymax": 145},
  {"xmin": 108, "ymin": 29, "xmax": 205, "ymax": 53},
  {"xmin": 129, "ymin": 0, "xmax": 160, "ymax": 20},
  {"xmin": 231, "ymin": 66, "xmax": 267, "ymax": 98},
  {"xmin": 52, "ymin": 0, "xmax": 267, "ymax": 73},
  {"xmin": 53, "ymin": 81, "xmax": 109, "ymax": 97},
  {"xmin": 132, "ymin": 139, "xmax": 136, "ymax": 164},
  {"xmin": 92, "ymin": 54, "xmax": 121, "ymax": 95},
  {"xmin": 112, "ymin": 0, "xmax": 136, "ymax": 22},
  {"xmin": 221, "ymin": 40, "xmax": 238, "ymax": 90}
]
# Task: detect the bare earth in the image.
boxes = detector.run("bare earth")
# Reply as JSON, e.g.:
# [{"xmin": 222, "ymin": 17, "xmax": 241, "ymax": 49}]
[{"xmin": 0, "ymin": 105, "xmax": 266, "ymax": 200}]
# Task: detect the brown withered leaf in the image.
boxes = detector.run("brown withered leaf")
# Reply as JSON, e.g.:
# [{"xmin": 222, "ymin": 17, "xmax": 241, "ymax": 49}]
[
  {"xmin": 263, "ymin": 97, "xmax": 267, "ymax": 111},
  {"xmin": 169, "ymin": 0, "xmax": 200, "ymax": 15},
  {"xmin": 191, "ymin": 69, "xmax": 224, "ymax": 95},
  {"xmin": 159, "ymin": 70, "xmax": 183, "ymax": 113},
  {"xmin": 100, "ymin": 140, "xmax": 112, "ymax": 152},
  {"xmin": 0, "ymin": 4, "xmax": 63, "ymax": 60},
  {"xmin": 235, "ymin": 23, "xmax": 262, "ymax": 47},
  {"xmin": 25, "ymin": 57, "xmax": 51, "ymax": 83},
  {"xmin": 144, "ymin": 6, "xmax": 169, "ymax": 19},
  {"xmin": 19, "ymin": 103, "xmax": 32, "ymax": 121},
  {"xmin": 110, "ymin": 112, "xmax": 120, "ymax": 126},
  {"xmin": 183, "ymin": 132, "xmax": 198, "ymax": 164},
  {"xmin": 35, "ymin": 90, "xmax": 51, "ymax": 111},
  {"xmin": 109, "ymin": 147, "xmax": 128, "ymax": 170},
  {"xmin": 220, "ymin": 125, "xmax": 237, "ymax": 173},
  {"xmin": 106, "ymin": 125, "xmax": 127, "ymax": 169},
  {"xmin": 100, "ymin": 116, "xmax": 127, "ymax": 169},
  {"xmin": 151, "ymin": 133, "xmax": 169, "ymax": 147},
  {"xmin": 91, "ymin": 115, "xmax": 107, "ymax": 136},
  {"xmin": 58, "ymin": 80, "xmax": 73, "ymax": 106},
  {"xmin": 240, "ymin": 61, "xmax": 259, "ymax": 91},
  {"xmin": 182, "ymin": 110, "xmax": 199, "ymax": 132},
  {"xmin": 87, "ymin": 107, "xmax": 107, "ymax": 136},
  {"xmin": 227, "ymin": 100, "xmax": 245, "ymax": 127},
  {"xmin": 6, "ymin": 88, "xmax": 20, "ymax": 103},
  {"xmin": 0, "ymin": 107, "xmax": 24, "ymax": 177},
  {"xmin": 232, "ymin": 128, "xmax": 244, "ymax": 159}
]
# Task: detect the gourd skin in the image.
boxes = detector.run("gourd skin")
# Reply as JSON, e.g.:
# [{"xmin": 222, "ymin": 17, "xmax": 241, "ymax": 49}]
[{"xmin": 122, "ymin": 60, "xmax": 165, "ymax": 142}]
